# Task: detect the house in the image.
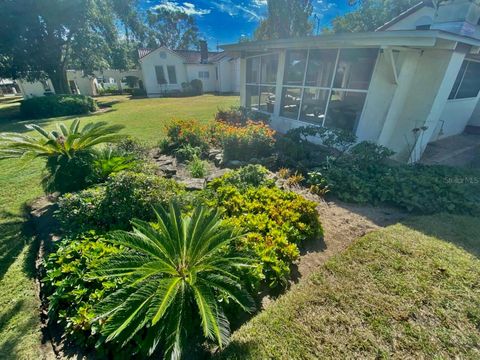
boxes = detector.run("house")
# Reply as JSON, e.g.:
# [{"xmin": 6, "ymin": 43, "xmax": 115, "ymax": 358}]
[
  {"xmin": 139, "ymin": 40, "xmax": 240, "ymax": 97},
  {"xmin": 223, "ymin": 0, "xmax": 480, "ymax": 163},
  {"xmin": 17, "ymin": 69, "xmax": 144, "ymax": 98}
]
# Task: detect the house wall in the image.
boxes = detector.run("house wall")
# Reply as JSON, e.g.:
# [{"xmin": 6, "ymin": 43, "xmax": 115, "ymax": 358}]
[
  {"xmin": 66, "ymin": 70, "xmax": 98, "ymax": 96},
  {"xmin": 217, "ymin": 58, "xmax": 241, "ymax": 93},
  {"xmin": 468, "ymin": 98, "xmax": 480, "ymax": 126},
  {"xmin": 140, "ymin": 48, "xmax": 188, "ymax": 97},
  {"xmin": 356, "ymin": 50, "xmax": 399, "ymax": 142},
  {"xmin": 17, "ymin": 79, "xmax": 54, "ymax": 98},
  {"xmin": 186, "ymin": 64, "xmax": 218, "ymax": 92},
  {"xmin": 381, "ymin": 49, "xmax": 466, "ymax": 162},
  {"xmin": 436, "ymin": 97, "xmax": 480, "ymax": 138}
]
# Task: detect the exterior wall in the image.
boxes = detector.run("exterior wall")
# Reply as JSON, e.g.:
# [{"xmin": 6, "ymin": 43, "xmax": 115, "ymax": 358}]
[
  {"xmin": 218, "ymin": 58, "xmax": 241, "ymax": 93},
  {"xmin": 186, "ymin": 64, "xmax": 218, "ymax": 92},
  {"xmin": 66, "ymin": 70, "xmax": 98, "ymax": 96},
  {"xmin": 379, "ymin": 49, "xmax": 466, "ymax": 162},
  {"xmin": 468, "ymin": 98, "xmax": 480, "ymax": 126},
  {"xmin": 140, "ymin": 47, "xmax": 188, "ymax": 97},
  {"xmin": 17, "ymin": 79, "xmax": 55, "ymax": 98},
  {"xmin": 437, "ymin": 96, "xmax": 480, "ymax": 138},
  {"xmin": 356, "ymin": 50, "xmax": 399, "ymax": 142},
  {"xmin": 385, "ymin": 7, "xmax": 435, "ymax": 31}
]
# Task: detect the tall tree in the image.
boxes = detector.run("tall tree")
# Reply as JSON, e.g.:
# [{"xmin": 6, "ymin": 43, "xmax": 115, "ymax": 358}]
[
  {"xmin": 330, "ymin": 0, "xmax": 421, "ymax": 33},
  {"xmin": 255, "ymin": 0, "xmax": 314, "ymax": 40},
  {"xmin": 0, "ymin": 0, "xmax": 142, "ymax": 94},
  {"xmin": 146, "ymin": 7, "xmax": 200, "ymax": 50}
]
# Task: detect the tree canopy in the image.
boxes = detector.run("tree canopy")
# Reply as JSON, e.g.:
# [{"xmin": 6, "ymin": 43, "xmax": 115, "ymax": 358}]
[
  {"xmin": 329, "ymin": 0, "xmax": 422, "ymax": 33},
  {"xmin": 255, "ymin": 0, "xmax": 313, "ymax": 40},
  {"xmin": 146, "ymin": 6, "xmax": 200, "ymax": 50},
  {"xmin": 0, "ymin": 0, "xmax": 143, "ymax": 94}
]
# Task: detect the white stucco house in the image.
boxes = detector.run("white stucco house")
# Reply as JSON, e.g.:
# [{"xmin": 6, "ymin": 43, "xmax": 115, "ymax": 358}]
[
  {"xmin": 223, "ymin": 0, "xmax": 480, "ymax": 163},
  {"xmin": 17, "ymin": 69, "xmax": 144, "ymax": 98},
  {"xmin": 139, "ymin": 41, "xmax": 240, "ymax": 97}
]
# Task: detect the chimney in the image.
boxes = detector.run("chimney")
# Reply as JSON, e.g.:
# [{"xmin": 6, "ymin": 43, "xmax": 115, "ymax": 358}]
[
  {"xmin": 431, "ymin": 0, "xmax": 480, "ymax": 39},
  {"xmin": 199, "ymin": 40, "xmax": 208, "ymax": 64}
]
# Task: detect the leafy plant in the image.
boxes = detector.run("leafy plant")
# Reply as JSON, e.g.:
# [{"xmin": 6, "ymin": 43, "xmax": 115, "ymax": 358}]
[
  {"xmin": 163, "ymin": 119, "xmax": 211, "ymax": 155},
  {"xmin": 207, "ymin": 168, "xmax": 322, "ymax": 286},
  {"xmin": 175, "ymin": 144, "xmax": 202, "ymax": 163},
  {"xmin": 215, "ymin": 121, "xmax": 276, "ymax": 162},
  {"xmin": 307, "ymin": 171, "xmax": 330, "ymax": 197},
  {"xmin": 187, "ymin": 155, "xmax": 208, "ymax": 178},
  {"xmin": 19, "ymin": 95, "xmax": 97, "ymax": 119},
  {"xmin": 89, "ymin": 148, "xmax": 137, "ymax": 184},
  {"xmin": 0, "ymin": 119, "xmax": 125, "ymax": 160},
  {"xmin": 91, "ymin": 204, "xmax": 255, "ymax": 359},
  {"xmin": 209, "ymin": 165, "xmax": 274, "ymax": 191},
  {"xmin": 57, "ymin": 171, "xmax": 186, "ymax": 232},
  {"xmin": 278, "ymin": 168, "xmax": 290, "ymax": 179},
  {"xmin": 215, "ymin": 106, "xmax": 270, "ymax": 125},
  {"xmin": 286, "ymin": 172, "xmax": 305, "ymax": 187},
  {"xmin": 43, "ymin": 233, "xmax": 123, "ymax": 350}
]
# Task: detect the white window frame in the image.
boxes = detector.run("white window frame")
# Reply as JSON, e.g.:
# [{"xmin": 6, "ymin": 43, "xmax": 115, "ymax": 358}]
[
  {"xmin": 279, "ymin": 48, "xmax": 378, "ymax": 129},
  {"xmin": 448, "ymin": 58, "xmax": 480, "ymax": 101},
  {"xmin": 245, "ymin": 53, "xmax": 279, "ymax": 114},
  {"xmin": 199, "ymin": 71, "xmax": 210, "ymax": 79},
  {"xmin": 167, "ymin": 65, "xmax": 177, "ymax": 84}
]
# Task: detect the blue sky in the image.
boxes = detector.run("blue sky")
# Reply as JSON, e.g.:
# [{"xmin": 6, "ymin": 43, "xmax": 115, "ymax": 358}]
[{"xmin": 140, "ymin": 0, "xmax": 351, "ymax": 49}]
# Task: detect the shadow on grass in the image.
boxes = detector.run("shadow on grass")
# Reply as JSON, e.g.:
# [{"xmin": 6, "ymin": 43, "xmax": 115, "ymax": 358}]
[{"xmin": 0, "ymin": 220, "xmax": 31, "ymax": 281}]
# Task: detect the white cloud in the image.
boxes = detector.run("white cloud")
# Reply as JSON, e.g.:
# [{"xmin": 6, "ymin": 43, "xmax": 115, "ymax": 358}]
[
  {"xmin": 153, "ymin": 1, "xmax": 211, "ymax": 16},
  {"xmin": 252, "ymin": 0, "xmax": 267, "ymax": 7},
  {"xmin": 211, "ymin": 0, "xmax": 263, "ymax": 22}
]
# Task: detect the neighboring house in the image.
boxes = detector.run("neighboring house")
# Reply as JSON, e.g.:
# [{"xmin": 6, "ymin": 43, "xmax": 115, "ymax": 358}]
[
  {"xmin": 139, "ymin": 41, "xmax": 240, "ymax": 97},
  {"xmin": 0, "ymin": 79, "xmax": 19, "ymax": 95},
  {"xmin": 223, "ymin": 0, "xmax": 480, "ymax": 163},
  {"xmin": 17, "ymin": 69, "xmax": 143, "ymax": 98}
]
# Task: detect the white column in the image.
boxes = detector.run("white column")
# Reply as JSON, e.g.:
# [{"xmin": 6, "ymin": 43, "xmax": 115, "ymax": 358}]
[
  {"xmin": 408, "ymin": 50, "xmax": 466, "ymax": 163},
  {"xmin": 273, "ymin": 50, "xmax": 286, "ymax": 118},
  {"xmin": 378, "ymin": 51, "xmax": 422, "ymax": 147},
  {"xmin": 239, "ymin": 57, "xmax": 246, "ymax": 107}
]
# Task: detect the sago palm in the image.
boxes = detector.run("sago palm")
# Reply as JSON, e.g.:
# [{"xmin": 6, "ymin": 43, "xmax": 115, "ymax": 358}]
[
  {"xmin": 0, "ymin": 118, "xmax": 125, "ymax": 160},
  {"xmin": 92, "ymin": 204, "xmax": 255, "ymax": 359}
]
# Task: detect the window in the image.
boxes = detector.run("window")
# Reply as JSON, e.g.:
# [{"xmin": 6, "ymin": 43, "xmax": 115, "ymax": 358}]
[
  {"xmin": 159, "ymin": 52, "xmax": 167, "ymax": 59},
  {"xmin": 155, "ymin": 65, "xmax": 166, "ymax": 85},
  {"xmin": 284, "ymin": 50, "xmax": 308, "ymax": 85},
  {"xmin": 245, "ymin": 54, "xmax": 279, "ymax": 114},
  {"xmin": 449, "ymin": 60, "xmax": 480, "ymax": 100},
  {"xmin": 199, "ymin": 71, "xmax": 210, "ymax": 79},
  {"xmin": 167, "ymin": 65, "xmax": 177, "ymax": 84},
  {"xmin": 275, "ymin": 48, "xmax": 378, "ymax": 131}
]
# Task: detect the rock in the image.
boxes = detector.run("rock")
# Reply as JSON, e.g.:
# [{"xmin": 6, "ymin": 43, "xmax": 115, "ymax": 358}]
[
  {"xmin": 208, "ymin": 148, "xmax": 223, "ymax": 160},
  {"xmin": 214, "ymin": 153, "xmax": 223, "ymax": 166},
  {"xmin": 156, "ymin": 155, "xmax": 175, "ymax": 166},
  {"xmin": 206, "ymin": 168, "xmax": 230, "ymax": 183},
  {"xmin": 225, "ymin": 160, "xmax": 245, "ymax": 168},
  {"xmin": 178, "ymin": 178, "xmax": 206, "ymax": 191},
  {"xmin": 159, "ymin": 165, "xmax": 177, "ymax": 177}
]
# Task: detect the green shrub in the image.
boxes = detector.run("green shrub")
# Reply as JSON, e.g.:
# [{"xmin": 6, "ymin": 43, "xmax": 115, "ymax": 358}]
[
  {"xmin": 313, "ymin": 142, "xmax": 480, "ymax": 214},
  {"xmin": 209, "ymin": 164, "xmax": 274, "ymax": 190},
  {"xmin": 215, "ymin": 121, "xmax": 276, "ymax": 162},
  {"xmin": 162, "ymin": 119, "xmax": 211, "ymax": 155},
  {"xmin": 57, "ymin": 171, "xmax": 186, "ymax": 232},
  {"xmin": 87, "ymin": 148, "xmax": 137, "ymax": 184},
  {"xmin": 207, "ymin": 168, "xmax": 322, "ymax": 287},
  {"xmin": 114, "ymin": 136, "xmax": 150, "ymax": 160},
  {"xmin": 190, "ymin": 79, "xmax": 203, "ymax": 94},
  {"xmin": 43, "ymin": 233, "xmax": 123, "ymax": 350},
  {"xmin": 43, "ymin": 151, "xmax": 96, "ymax": 193},
  {"xmin": 175, "ymin": 144, "xmax": 202, "ymax": 163},
  {"xmin": 215, "ymin": 106, "xmax": 271, "ymax": 125},
  {"xmin": 187, "ymin": 155, "xmax": 208, "ymax": 178},
  {"xmin": 20, "ymin": 95, "xmax": 97, "ymax": 119}
]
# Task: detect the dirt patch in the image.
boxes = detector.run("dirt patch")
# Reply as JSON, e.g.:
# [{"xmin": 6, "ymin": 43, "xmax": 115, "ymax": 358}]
[{"xmin": 298, "ymin": 197, "xmax": 406, "ymax": 278}]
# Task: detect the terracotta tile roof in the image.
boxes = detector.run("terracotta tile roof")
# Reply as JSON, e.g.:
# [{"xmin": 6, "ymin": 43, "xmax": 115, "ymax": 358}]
[{"xmin": 138, "ymin": 47, "xmax": 234, "ymax": 63}]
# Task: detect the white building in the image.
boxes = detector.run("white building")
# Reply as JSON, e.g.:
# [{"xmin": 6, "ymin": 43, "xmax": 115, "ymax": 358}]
[
  {"xmin": 139, "ymin": 41, "xmax": 240, "ymax": 97},
  {"xmin": 223, "ymin": 0, "xmax": 480, "ymax": 162}
]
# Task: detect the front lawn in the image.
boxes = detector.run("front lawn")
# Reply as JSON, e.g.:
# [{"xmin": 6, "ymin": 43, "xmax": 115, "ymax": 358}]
[
  {"xmin": 0, "ymin": 94, "xmax": 238, "ymax": 358},
  {"xmin": 219, "ymin": 214, "xmax": 480, "ymax": 359}
]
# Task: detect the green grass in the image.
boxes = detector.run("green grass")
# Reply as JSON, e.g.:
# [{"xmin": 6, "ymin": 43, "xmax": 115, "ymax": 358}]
[
  {"xmin": 0, "ymin": 94, "xmax": 238, "ymax": 359},
  {"xmin": 218, "ymin": 214, "xmax": 480, "ymax": 359}
]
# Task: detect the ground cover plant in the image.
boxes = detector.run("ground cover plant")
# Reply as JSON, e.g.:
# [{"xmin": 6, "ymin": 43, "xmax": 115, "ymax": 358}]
[
  {"xmin": 207, "ymin": 165, "xmax": 322, "ymax": 287},
  {"xmin": 282, "ymin": 125, "xmax": 480, "ymax": 215},
  {"xmin": 218, "ymin": 214, "xmax": 480, "ymax": 359},
  {"xmin": 20, "ymin": 95, "xmax": 98, "ymax": 119}
]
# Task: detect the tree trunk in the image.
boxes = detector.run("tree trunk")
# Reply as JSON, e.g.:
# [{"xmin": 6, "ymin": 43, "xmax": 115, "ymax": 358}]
[{"xmin": 47, "ymin": 67, "xmax": 70, "ymax": 95}]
